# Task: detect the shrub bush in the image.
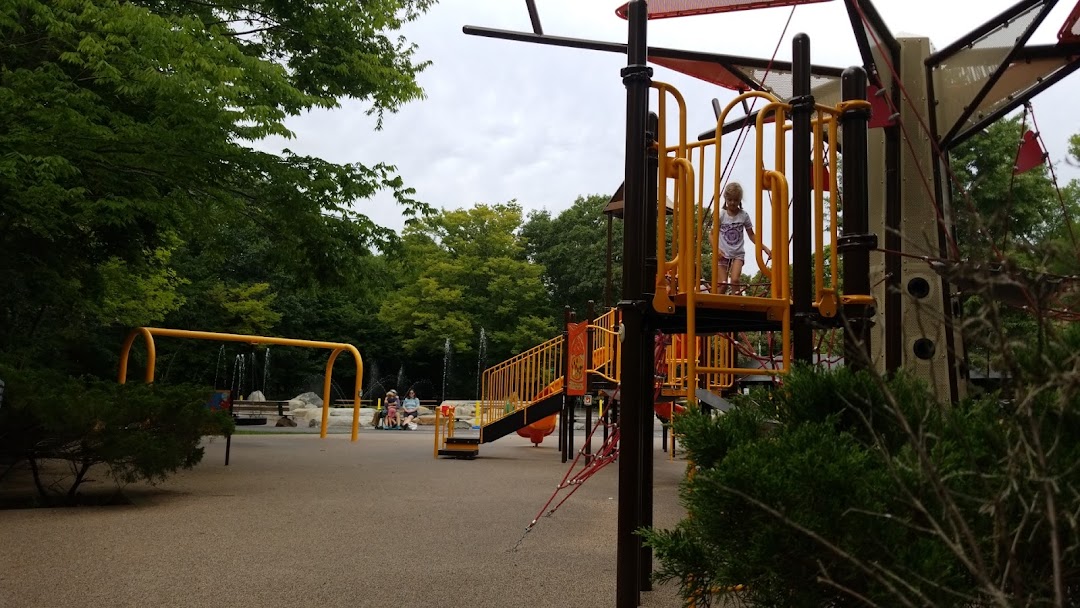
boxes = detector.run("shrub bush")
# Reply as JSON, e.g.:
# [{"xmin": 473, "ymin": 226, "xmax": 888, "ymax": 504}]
[
  {"xmin": 0, "ymin": 364, "xmax": 233, "ymax": 505},
  {"xmin": 644, "ymin": 361, "xmax": 1080, "ymax": 607}
]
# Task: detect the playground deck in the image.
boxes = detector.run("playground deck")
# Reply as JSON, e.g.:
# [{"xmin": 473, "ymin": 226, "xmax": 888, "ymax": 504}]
[{"xmin": 0, "ymin": 431, "xmax": 687, "ymax": 607}]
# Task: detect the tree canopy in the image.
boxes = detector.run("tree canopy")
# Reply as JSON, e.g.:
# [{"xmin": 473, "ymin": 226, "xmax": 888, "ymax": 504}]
[
  {"xmin": 0, "ymin": 0, "xmax": 433, "ymax": 377},
  {"xmin": 378, "ymin": 202, "xmax": 555, "ymax": 366},
  {"xmin": 521, "ymin": 194, "xmax": 623, "ymax": 318},
  {"xmin": 949, "ymin": 115, "xmax": 1080, "ymax": 273}
]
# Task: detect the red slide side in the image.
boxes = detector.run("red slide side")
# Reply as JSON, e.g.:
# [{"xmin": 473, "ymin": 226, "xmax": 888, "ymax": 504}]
[{"xmin": 516, "ymin": 377, "xmax": 562, "ymax": 445}]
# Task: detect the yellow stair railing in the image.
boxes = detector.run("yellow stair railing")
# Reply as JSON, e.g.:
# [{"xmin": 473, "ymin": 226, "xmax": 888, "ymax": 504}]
[
  {"xmin": 477, "ymin": 309, "xmax": 623, "ymax": 430},
  {"xmin": 479, "ymin": 333, "xmax": 565, "ymax": 428},
  {"xmin": 432, "ymin": 403, "xmax": 456, "ymax": 459}
]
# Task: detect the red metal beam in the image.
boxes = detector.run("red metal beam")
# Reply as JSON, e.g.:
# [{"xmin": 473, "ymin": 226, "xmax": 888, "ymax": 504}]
[{"xmin": 1059, "ymin": 0, "xmax": 1080, "ymax": 41}]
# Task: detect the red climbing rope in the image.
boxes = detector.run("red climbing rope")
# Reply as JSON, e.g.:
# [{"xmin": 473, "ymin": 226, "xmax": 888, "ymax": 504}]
[
  {"xmin": 1026, "ymin": 103, "xmax": 1080, "ymax": 257},
  {"xmin": 717, "ymin": 5, "xmax": 797, "ymax": 190},
  {"xmin": 999, "ymin": 104, "xmax": 1030, "ymax": 254},
  {"xmin": 849, "ymin": 0, "xmax": 965, "ymax": 263},
  {"xmin": 513, "ymin": 414, "xmax": 621, "ymax": 550}
]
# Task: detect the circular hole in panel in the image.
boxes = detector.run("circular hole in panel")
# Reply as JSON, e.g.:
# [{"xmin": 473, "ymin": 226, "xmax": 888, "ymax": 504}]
[
  {"xmin": 913, "ymin": 338, "xmax": 936, "ymax": 360},
  {"xmin": 907, "ymin": 277, "xmax": 931, "ymax": 299}
]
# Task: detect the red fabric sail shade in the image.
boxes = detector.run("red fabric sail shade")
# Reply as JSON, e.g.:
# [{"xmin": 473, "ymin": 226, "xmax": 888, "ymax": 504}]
[
  {"xmin": 1014, "ymin": 130, "xmax": 1046, "ymax": 175},
  {"xmin": 649, "ymin": 56, "xmax": 749, "ymax": 90},
  {"xmin": 616, "ymin": 0, "xmax": 834, "ymax": 20}
]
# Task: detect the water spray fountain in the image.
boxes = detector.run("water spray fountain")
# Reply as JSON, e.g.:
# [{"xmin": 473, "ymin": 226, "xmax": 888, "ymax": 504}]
[
  {"xmin": 442, "ymin": 337, "xmax": 452, "ymax": 402},
  {"xmin": 262, "ymin": 347, "xmax": 271, "ymax": 397},
  {"xmin": 213, "ymin": 345, "xmax": 226, "ymax": 389},
  {"xmin": 475, "ymin": 327, "xmax": 487, "ymax": 400}
]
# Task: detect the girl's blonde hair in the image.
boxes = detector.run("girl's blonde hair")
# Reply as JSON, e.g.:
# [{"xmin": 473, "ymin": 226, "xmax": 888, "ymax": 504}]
[{"xmin": 723, "ymin": 182, "xmax": 744, "ymax": 209}]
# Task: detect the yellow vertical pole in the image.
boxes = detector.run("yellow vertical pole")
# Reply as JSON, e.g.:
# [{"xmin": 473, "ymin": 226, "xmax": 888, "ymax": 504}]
[
  {"xmin": 828, "ymin": 115, "xmax": 840, "ymax": 286},
  {"xmin": 474, "ymin": 401, "xmax": 480, "ymax": 428},
  {"xmin": 813, "ymin": 112, "xmax": 826, "ymax": 302},
  {"xmin": 351, "ymin": 397, "xmax": 361, "ymax": 442},
  {"xmin": 320, "ymin": 349, "xmax": 343, "ymax": 439},
  {"xmin": 681, "ymin": 161, "xmax": 699, "ymax": 408},
  {"xmin": 433, "ymin": 408, "xmax": 440, "ymax": 459}
]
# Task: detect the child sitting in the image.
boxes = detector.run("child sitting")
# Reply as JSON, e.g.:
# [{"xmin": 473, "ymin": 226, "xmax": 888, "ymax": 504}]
[{"xmin": 384, "ymin": 389, "xmax": 401, "ymax": 429}]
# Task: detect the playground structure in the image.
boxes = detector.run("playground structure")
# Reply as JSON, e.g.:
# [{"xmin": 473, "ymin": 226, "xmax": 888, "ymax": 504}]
[
  {"xmin": 457, "ymin": 0, "xmax": 1080, "ymax": 606},
  {"xmin": 118, "ymin": 327, "xmax": 364, "ymax": 445}
]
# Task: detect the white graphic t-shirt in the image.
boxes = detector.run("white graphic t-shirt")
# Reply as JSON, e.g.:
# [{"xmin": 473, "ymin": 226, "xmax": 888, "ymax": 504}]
[{"xmin": 719, "ymin": 209, "xmax": 751, "ymax": 260}]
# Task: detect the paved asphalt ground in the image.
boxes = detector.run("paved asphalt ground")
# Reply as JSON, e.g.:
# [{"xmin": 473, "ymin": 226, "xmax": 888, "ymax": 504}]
[{"xmin": 1, "ymin": 427, "xmax": 690, "ymax": 608}]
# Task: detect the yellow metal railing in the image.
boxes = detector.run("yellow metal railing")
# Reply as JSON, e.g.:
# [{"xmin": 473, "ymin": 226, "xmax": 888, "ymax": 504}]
[
  {"xmin": 433, "ymin": 404, "xmax": 455, "ymax": 459},
  {"xmin": 659, "ymin": 334, "xmax": 735, "ymax": 396},
  {"xmin": 701, "ymin": 334, "xmax": 736, "ymax": 393},
  {"xmin": 645, "ymin": 82, "xmax": 869, "ymax": 406},
  {"xmin": 590, "ymin": 308, "xmax": 621, "ymax": 385},
  {"xmin": 475, "ymin": 310, "xmax": 622, "ymax": 434},
  {"xmin": 478, "ymin": 333, "xmax": 565, "ymax": 427},
  {"xmin": 649, "ymin": 83, "xmax": 793, "ymax": 401}
]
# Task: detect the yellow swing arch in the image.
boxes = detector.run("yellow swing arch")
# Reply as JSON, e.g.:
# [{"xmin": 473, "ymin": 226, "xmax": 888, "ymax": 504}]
[{"xmin": 118, "ymin": 327, "xmax": 364, "ymax": 441}]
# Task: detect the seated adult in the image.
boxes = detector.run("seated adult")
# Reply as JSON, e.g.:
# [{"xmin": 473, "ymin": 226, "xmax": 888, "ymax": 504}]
[
  {"xmin": 400, "ymin": 389, "xmax": 421, "ymax": 429},
  {"xmin": 371, "ymin": 401, "xmax": 387, "ymax": 429}
]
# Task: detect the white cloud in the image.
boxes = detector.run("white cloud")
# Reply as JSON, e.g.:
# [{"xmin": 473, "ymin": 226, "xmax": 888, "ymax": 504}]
[{"xmin": 255, "ymin": 0, "xmax": 1080, "ymax": 276}]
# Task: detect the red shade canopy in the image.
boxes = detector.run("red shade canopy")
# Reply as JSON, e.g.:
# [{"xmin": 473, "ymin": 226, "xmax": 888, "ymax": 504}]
[
  {"xmin": 1058, "ymin": 0, "xmax": 1080, "ymax": 42},
  {"xmin": 1014, "ymin": 129, "xmax": 1046, "ymax": 175},
  {"xmin": 649, "ymin": 56, "xmax": 748, "ymax": 90},
  {"xmin": 616, "ymin": 0, "xmax": 833, "ymax": 20}
]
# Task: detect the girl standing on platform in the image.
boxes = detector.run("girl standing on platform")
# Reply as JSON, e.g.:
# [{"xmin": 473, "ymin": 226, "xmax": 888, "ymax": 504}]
[{"xmin": 717, "ymin": 182, "xmax": 770, "ymax": 295}]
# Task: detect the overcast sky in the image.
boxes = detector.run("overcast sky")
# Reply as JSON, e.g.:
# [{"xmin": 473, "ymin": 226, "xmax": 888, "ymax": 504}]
[{"xmin": 256, "ymin": 0, "xmax": 1080, "ymax": 273}]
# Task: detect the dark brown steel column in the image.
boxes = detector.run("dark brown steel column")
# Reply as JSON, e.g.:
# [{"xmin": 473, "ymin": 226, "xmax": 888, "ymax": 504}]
[
  {"xmin": 616, "ymin": 1, "xmax": 651, "ymax": 606},
  {"xmin": 791, "ymin": 33, "xmax": 815, "ymax": 364},
  {"xmin": 639, "ymin": 110, "xmax": 659, "ymax": 592},
  {"xmin": 839, "ymin": 67, "xmax": 875, "ymax": 369}
]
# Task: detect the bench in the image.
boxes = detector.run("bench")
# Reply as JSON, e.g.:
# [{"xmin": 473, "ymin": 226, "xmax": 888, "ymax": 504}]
[
  {"xmin": 231, "ymin": 400, "xmax": 292, "ymax": 425},
  {"xmin": 331, "ymin": 399, "xmax": 441, "ymax": 409}
]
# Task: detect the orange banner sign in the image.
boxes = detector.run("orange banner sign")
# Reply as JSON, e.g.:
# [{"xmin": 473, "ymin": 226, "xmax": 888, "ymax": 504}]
[{"xmin": 566, "ymin": 321, "xmax": 588, "ymax": 396}]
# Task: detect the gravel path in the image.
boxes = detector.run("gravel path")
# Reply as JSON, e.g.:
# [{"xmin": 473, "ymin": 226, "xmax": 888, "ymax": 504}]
[{"xmin": 0, "ymin": 430, "xmax": 689, "ymax": 608}]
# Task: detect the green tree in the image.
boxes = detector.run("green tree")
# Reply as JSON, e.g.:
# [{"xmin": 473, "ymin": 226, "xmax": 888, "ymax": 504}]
[
  {"xmin": 949, "ymin": 115, "xmax": 1078, "ymax": 269},
  {"xmin": 0, "ymin": 0, "xmax": 435, "ymax": 374},
  {"xmin": 521, "ymin": 194, "xmax": 623, "ymax": 320},
  {"xmin": 0, "ymin": 363, "xmax": 234, "ymax": 506},
  {"xmin": 378, "ymin": 203, "xmax": 555, "ymax": 396},
  {"xmin": 948, "ymin": 117, "xmax": 1080, "ymax": 371},
  {"xmin": 647, "ymin": 355, "xmax": 1080, "ymax": 607}
]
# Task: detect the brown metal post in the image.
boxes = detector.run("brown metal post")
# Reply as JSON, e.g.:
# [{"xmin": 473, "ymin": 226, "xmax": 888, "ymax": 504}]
[
  {"xmin": 585, "ymin": 300, "xmax": 595, "ymax": 461},
  {"xmin": 565, "ymin": 306, "xmax": 574, "ymax": 464},
  {"xmin": 616, "ymin": 1, "xmax": 651, "ymax": 605},
  {"xmin": 791, "ymin": 33, "xmax": 815, "ymax": 364},
  {"xmin": 638, "ymin": 110, "xmax": 659, "ymax": 592},
  {"xmin": 839, "ymin": 66, "xmax": 875, "ymax": 369},
  {"xmin": 605, "ymin": 215, "xmax": 613, "ymax": 309}
]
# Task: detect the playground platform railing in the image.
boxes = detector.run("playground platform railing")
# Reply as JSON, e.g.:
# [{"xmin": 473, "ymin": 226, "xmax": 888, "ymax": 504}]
[{"xmin": 478, "ymin": 333, "xmax": 564, "ymax": 428}]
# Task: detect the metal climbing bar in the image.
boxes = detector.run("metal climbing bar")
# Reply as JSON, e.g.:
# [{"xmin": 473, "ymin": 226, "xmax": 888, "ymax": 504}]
[
  {"xmin": 590, "ymin": 308, "xmax": 622, "ymax": 384},
  {"xmin": 659, "ymin": 334, "xmax": 735, "ymax": 395},
  {"xmin": 646, "ymin": 77, "xmax": 870, "ymax": 402}
]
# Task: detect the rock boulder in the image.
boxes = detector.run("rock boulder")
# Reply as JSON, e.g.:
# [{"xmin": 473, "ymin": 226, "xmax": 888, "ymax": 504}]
[{"xmin": 292, "ymin": 392, "xmax": 323, "ymax": 407}]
